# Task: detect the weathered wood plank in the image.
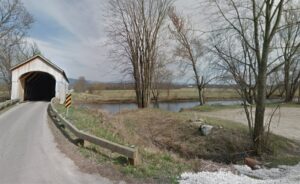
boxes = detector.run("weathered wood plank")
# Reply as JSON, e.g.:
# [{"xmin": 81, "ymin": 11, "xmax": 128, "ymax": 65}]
[{"xmin": 48, "ymin": 99, "xmax": 139, "ymax": 165}]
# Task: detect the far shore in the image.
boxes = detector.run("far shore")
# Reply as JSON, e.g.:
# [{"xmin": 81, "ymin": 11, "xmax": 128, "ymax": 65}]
[{"xmin": 73, "ymin": 96, "xmax": 243, "ymax": 105}]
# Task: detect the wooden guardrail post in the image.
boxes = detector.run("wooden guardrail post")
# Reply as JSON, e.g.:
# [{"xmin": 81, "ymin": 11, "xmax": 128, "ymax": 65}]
[
  {"xmin": 128, "ymin": 149, "xmax": 139, "ymax": 165},
  {"xmin": 74, "ymin": 138, "xmax": 84, "ymax": 146}
]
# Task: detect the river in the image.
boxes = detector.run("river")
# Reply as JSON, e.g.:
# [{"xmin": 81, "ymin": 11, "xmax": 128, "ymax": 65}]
[{"xmin": 80, "ymin": 100, "xmax": 243, "ymax": 113}]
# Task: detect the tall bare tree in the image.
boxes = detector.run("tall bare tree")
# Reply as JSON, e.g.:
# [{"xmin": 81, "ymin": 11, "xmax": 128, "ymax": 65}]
[
  {"xmin": 0, "ymin": 0, "xmax": 34, "ymax": 93},
  {"xmin": 151, "ymin": 61, "xmax": 173, "ymax": 104},
  {"xmin": 168, "ymin": 8, "xmax": 212, "ymax": 105},
  {"xmin": 278, "ymin": 4, "xmax": 300, "ymax": 102},
  {"xmin": 0, "ymin": 38, "xmax": 39, "ymax": 94},
  {"xmin": 73, "ymin": 76, "xmax": 88, "ymax": 93},
  {"xmin": 209, "ymin": 0, "xmax": 287, "ymax": 154},
  {"xmin": 0, "ymin": 0, "xmax": 33, "ymax": 40},
  {"xmin": 106, "ymin": 0, "xmax": 173, "ymax": 108}
]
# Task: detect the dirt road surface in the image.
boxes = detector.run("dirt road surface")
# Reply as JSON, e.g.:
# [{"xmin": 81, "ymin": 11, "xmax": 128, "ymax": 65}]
[
  {"xmin": 0, "ymin": 102, "xmax": 113, "ymax": 184},
  {"xmin": 200, "ymin": 107, "xmax": 300, "ymax": 141}
]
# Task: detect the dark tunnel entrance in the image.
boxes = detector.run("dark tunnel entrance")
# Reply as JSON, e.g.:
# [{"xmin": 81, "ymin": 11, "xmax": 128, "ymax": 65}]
[{"xmin": 21, "ymin": 72, "xmax": 56, "ymax": 101}]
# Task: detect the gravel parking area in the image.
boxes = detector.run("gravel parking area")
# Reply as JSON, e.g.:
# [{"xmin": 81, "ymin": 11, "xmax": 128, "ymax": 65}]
[{"xmin": 200, "ymin": 107, "xmax": 300, "ymax": 141}]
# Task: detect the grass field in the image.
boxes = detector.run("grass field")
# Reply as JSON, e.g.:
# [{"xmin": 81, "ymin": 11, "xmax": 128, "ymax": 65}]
[
  {"xmin": 188, "ymin": 101, "xmax": 300, "ymax": 113},
  {"xmin": 73, "ymin": 87, "xmax": 240, "ymax": 104},
  {"xmin": 54, "ymin": 99, "xmax": 300, "ymax": 183},
  {"xmin": 0, "ymin": 88, "xmax": 9, "ymax": 102}
]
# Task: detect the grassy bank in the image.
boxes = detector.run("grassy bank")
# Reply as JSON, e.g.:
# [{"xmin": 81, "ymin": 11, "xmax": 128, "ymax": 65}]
[
  {"xmin": 55, "ymin": 104, "xmax": 192, "ymax": 183},
  {"xmin": 73, "ymin": 87, "xmax": 239, "ymax": 104},
  {"xmin": 0, "ymin": 89, "xmax": 9, "ymax": 102},
  {"xmin": 54, "ymin": 100, "xmax": 300, "ymax": 183}
]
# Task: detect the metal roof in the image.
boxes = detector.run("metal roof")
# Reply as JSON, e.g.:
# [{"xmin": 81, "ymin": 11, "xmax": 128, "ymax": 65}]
[{"xmin": 10, "ymin": 54, "xmax": 69, "ymax": 83}]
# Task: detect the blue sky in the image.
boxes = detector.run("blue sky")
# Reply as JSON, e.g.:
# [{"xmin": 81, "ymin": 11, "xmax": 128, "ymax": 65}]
[{"xmin": 22, "ymin": 0, "xmax": 202, "ymax": 82}]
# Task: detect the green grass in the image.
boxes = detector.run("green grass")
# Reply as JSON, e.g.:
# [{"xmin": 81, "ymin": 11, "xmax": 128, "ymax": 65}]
[
  {"xmin": 266, "ymin": 156, "xmax": 300, "ymax": 168},
  {"xmin": 204, "ymin": 116, "xmax": 249, "ymax": 132},
  {"xmin": 78, "ymin": 144, "xmax": 190, "ymax": 183},
  {"xmin": 122, "ymin": 150, "xmax": 189, "ymax": 183},
  {"xmin": 189, "ymin": 101, "xmax": 300, "ymax": 113},
  {"xmin": 0, "ymin": 89, "xmax": 9, "ymax": 102},
  {"xmin": 206, "ymin": 117, "xmax": 300, "ymax": 167},
  {"xmin": 190, "ymin": 104, "xmax": 242, "ymax": 112},
  {"xmin": 55, "ymin": 104, "xmax": 125, "ymax": 145},
  {"xmin": 53, "ymin": 101, "xmax": 300, "ymax": 182},
  {"xmin": 266, "ymin": 102, "xmax": 300, "ymax": 108},
  {"xmin": 54, "ymin": 103, "xmax": 190, "ymax": 183},
  {"xmin": 261, "ymin": 133, "xmax": 300, "ymax": 167}
]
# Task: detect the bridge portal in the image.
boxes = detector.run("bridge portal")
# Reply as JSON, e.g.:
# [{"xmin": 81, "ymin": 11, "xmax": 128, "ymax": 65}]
[{"xmin": 10, "ymin": 55, "xmax": 69, "ymax": 104}]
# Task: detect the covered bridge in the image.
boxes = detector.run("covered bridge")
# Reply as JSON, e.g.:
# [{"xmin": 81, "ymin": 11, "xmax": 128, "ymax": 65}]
[{"xmin": 10, "ymin": 55, "xmax": 69, "ymax": 104}]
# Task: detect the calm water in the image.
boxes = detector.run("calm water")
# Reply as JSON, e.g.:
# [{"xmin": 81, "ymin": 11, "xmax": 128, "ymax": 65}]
[{"xmin": 81, "ymin": 100, "xmax": 242, "ymax": 113}]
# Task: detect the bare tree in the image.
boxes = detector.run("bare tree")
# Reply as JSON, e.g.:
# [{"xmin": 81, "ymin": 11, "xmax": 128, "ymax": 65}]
[
  {"xmin": 0, "ymin": 0, "xmax": 33, "ymax": 93},
  {"xmin": 87, "ymin": 82, "xmax": 105, "ymax": 94},
  {"xmin": 151, "ymin": 61, "xmax": 173, "ymax": 104},
  {"xmin": 266, "ymin": 70, "xmax": 284, "ymax": 99},
  {"xmin": 278, "ymin": 4, "xmax": 300, "ymax": 102},
  {"xmin": 208, "ymin": 0, "xmax": 287, "ymax": 154},
  {"xmin": 168, "ymin": 8, "xmax": 212, "ymax": 105},
  {"xmin": 18, "ymin": 41, "xmax": 41, "ymax": 61},
  {"xmin": 211, "ymin": 31, "xmax": 257, "ymax": 136},
  {"xmin": 0, "ymin": 38, "xmax": 39, "ymax": 94},
  {"xmin": 0, "ymin": 0, "xmax": 33, "ymax": 40},
  {"xmin": 106, "ymin": 0, "xmax": 173, "ymax": 108},
  {"xmin": 73, "ymin": 76, "xmax": 88, "ymax": 93}
]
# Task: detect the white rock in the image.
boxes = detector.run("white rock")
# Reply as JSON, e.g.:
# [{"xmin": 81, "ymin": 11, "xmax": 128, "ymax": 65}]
[{"xmin": 200, "ymin": 125, "xmax": 214, "ymax": 136}]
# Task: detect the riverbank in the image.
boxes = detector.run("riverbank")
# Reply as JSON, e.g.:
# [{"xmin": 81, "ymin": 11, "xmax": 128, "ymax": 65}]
[{"xmin": 54, "ymin": 100, "xmax": 300, "ymax": 183}]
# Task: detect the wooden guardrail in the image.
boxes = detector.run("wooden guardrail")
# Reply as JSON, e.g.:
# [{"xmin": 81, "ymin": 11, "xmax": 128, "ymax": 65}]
[
  {"xmin": 48, "ymin": 99, "xmax": 139, "ymax": 165},
  {"xmin": 0, "ymin": 100, "xmax": 19, "ymax": 111}
]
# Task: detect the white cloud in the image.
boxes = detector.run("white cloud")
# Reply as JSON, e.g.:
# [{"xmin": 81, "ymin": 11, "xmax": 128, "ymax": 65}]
[
  {"xmin": 22, "ymin": 0, "xmax": 125, "ymax": 81},
  {"xmin": 22, "ymin": 0, "xmax": 206, "ymax": 82}
]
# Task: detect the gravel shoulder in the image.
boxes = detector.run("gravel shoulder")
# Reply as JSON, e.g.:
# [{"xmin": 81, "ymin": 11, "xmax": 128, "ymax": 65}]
[{"xmin": 199, "ymin": 107, "xmax": 300, "ymax": 141}]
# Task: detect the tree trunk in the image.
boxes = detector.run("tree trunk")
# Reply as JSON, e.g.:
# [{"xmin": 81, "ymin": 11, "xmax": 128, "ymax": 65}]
[
  {"xmin": 197, "ymin": 86, "xmax": 204, "ymax": 105},
  {"xmin": 298, "ymin": 85, "xmax": 300, "ymax": 103},
  {"xmin": 253, "ymin": 57, "xmax": 268, "ymax": 155},
  {"xmin": 284, "ymin": 60, "xmax": 293, "ymax": 102}
]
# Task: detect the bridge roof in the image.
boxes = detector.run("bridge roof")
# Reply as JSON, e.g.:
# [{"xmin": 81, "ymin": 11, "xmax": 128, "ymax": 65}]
[{"xmin": 11, "ymin": 54, "xmax": 69, "ymax": 83}]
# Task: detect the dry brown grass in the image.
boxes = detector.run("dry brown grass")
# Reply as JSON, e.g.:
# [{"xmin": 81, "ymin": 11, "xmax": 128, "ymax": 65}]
[
  {"xmin": 55, "ymin": 101, "xmax": 300, "ymax": 182},
  {"xmin": 109, "ymin": 109, "xmax": 253, "ymax": 163},
  {"xmin": 0, "ymin": 88, "xmax": 9, "ymax": 102},
  {"xmin": 73, "ymin": 87, "xmax": 239, "ymax": 104}
]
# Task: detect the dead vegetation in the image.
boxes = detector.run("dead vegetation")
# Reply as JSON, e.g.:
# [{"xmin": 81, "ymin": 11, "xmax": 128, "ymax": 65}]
[
  {"xmin": 55, "ymin": 103, "xmax": 300, "ymax": 182},
  {"xmin": 110, "ymin": 109, "xmax": 254, "ymax": 163}
]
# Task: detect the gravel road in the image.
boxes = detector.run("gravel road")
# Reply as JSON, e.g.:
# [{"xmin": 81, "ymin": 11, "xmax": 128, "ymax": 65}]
[
  {"xmin": 180, "ymin": 163, "xmax": 300, "ymax": 184},
  {"xmin": 200, "ymin": 107, "xmax": 300, "ymax": 141},
  {"xmin": 0, "ymin": 102, "xmax": 113, "ymax": 184}
]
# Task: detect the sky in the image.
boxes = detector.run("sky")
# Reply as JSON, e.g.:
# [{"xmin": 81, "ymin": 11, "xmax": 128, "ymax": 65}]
[{"xmin": 22, "ymin": 0, "xmax": 203, "ymax": 82}]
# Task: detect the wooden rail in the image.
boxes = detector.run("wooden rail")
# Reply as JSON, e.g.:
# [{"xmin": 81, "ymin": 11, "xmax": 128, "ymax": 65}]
[
  {"xmin": 0, "ymin": 100, "xmax": 19, "ymax": 111},
  {"xmin": 48, "ymin": 99, "xmax": 139, "ymax": 165}
]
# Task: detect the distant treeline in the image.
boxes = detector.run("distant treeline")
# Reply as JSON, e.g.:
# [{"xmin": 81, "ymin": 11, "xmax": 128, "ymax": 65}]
[{"xmin": 69, "ymin": 77, "xmax": 237, "ymax": 92}]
